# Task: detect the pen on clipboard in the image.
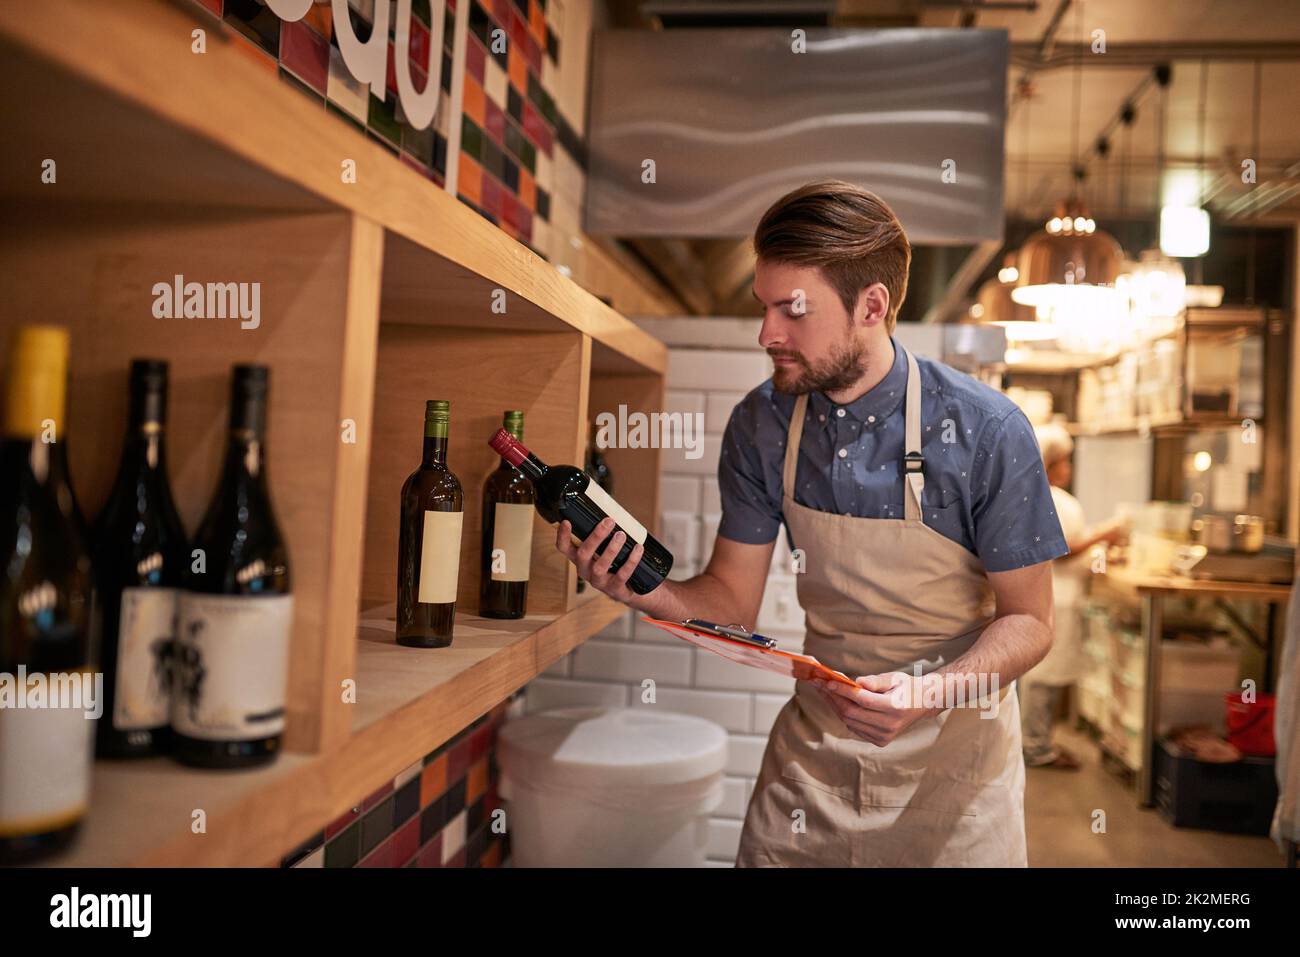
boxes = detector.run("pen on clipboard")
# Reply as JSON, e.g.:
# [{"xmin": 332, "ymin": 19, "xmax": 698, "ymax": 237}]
[{"xmin": 681, "ymin": 618, "xmax": 777, "ymax": 650}]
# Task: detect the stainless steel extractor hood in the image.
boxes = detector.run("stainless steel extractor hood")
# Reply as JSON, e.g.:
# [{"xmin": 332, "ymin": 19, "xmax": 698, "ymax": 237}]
[{"xmin": 586, "ymin": 27, "xmax": 1007, "ymax": 245}]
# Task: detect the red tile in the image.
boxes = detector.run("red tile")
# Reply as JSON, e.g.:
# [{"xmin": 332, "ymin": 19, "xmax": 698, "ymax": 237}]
[
  {"xmin": 492, "ymin": 0, "xmax": 512, "ymax": 25},
  {"xmin": 195, "ymin": 0, "xmax": 222, "ymax": 15},
  {"xmin": 448, "ymin": 0, "xmax": 457, "ymax": 10},
  {"xmin": 522, "ymin": 32, "xmax": 542, "ymax": 74},
  {"xmin": 500, "ymin": 191, "xmax": 520, "ymax": 233},
  {"xmin": 280, "ymin": 18, "xmax": 329, "ymax": 94},
  {"xmin": 392, "ymin": 816, "xmax": 421, "ymax": 867},
  {"xmin": 522, "ymin": 101, "xmax": 552, "ymax": 156},
  {"xmin": 359, "ymin": 837, "xmax": 395, "ymax": 868},
  {"xmin": 361, "ymin": 780, "xmax": 394, "ymax": 812},
  {"xmin": 470, "ymin": 722, "xmax": 492, "ymax": 761},
  {"xmin": 480, "ymin": 173, "xmax": 502, "ymax": 218},
  {"xmin": 518, "ymin": 205, "xmax": 533, "ymax": 242},
  {"xmin": 446, "ymin": 848, "xmax": 467, "ymax": 868},
  {"xmin": 466, "ymin": 34, "xmax": 486, "ymax": 82},
  {"xmin": 417, "ymin": 834, "xmax": 443, "ymax": 868},
  {"xmin": 484, "ymin": 99, "xmax": 505, "ymax": 143},
  {"xmin": 385, "ymin": 39, "xmax": 400, "ymax": 96},
  {"xmin": 325, "ymin": 805, "xmax": 361, "ymax": 840},
  {"xmin": 509, "ymin": 10, "xmax": 530, "ymax": 53},
  {"xmin": 409, "ymin": 17, "xmax": 431, "ymax": 69}
]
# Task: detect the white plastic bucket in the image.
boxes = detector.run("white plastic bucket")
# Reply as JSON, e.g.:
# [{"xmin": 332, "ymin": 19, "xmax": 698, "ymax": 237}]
[{"xmin": 498, "ymin": 707, "xmax": 728, "ymax": 867}]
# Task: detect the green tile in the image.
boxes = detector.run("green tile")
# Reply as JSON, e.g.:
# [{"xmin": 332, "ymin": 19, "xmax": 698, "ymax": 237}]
[
  {"xmin": 461, "ymin": 115, "xmax": 483, "ymax": 161},
  {"xmin": 368, "ymin": 93, "xmax": 402, "ymax": 147},
  {"xmin": 412, "ymin": 0, "xmax": 432, "ymax": 27},
  {"xmin": 404, "ymin": 122, "xmax": 435, "ymax": 166},
  {"xmin": 519, "ymin": 138, "xmax": 536, "ymax": 174}
]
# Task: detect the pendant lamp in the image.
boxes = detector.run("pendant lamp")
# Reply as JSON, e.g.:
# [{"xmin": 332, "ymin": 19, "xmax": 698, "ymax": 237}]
[
  {"xmin": 1011, "ymin": 0, "xmax": 1124, "ymax": 311},
  {"xmin": 1011, "ymin": 196, "xmax": 1123, "ymax": 308}
]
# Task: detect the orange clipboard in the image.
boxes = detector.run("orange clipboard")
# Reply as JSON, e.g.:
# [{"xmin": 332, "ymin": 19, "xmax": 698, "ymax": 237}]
[{"xmin": 640, "ymin": 617, "xmax": 858, "ymax": 688}]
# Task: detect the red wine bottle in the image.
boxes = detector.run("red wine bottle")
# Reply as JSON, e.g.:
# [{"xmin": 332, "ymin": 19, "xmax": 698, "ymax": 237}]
[
  {"xmin": 480, "ymin": 410, "xmax": 534, "ymax": 619},
  {"xmin": 578, "ymin": 421, "xmax": 615, "ymax": 595},
  {"xmin": 397, "ymin": 400, "xmax": 463, "ymax": 646},
  {"xmin": 0, "ymin": 325, "xmax": 94, "ymax": 864},
  {"xmin": 173, "ymin": 365, "xmax": 292, "ymax": 769},
  {"xmin": 92, "ymin": 360, "xmax": 187, "ymax": 759},
  {"xmin": 486, "ymin": 429, "xmax": 672, "ymax": 595}
]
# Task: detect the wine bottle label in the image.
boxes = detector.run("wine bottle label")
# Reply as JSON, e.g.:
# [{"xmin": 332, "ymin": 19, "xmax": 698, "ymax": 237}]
[
  {"xmin": 0, "ymin": 684, "xmax": 93, "ymax": 837},
  {"xmin": 418, "ymin": 510, "xmax": 463, "ymax": 604},
  {"xmin": 584, "ymin": 482, "xmax": 648, "ymax": 545},
  {"xmin": 113, "ymin": 586, "xmax": 177, "ymax": 731},
  {"xmin": 490, "ymin": 502, "xmax": 534, "ymax": 582},
  {"xmin": 172, "ymin": 593, "xmax": 293, "ymax": 741}
]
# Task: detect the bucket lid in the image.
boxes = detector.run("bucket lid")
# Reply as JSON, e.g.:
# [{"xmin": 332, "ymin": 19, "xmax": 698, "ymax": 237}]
[{"xmin": 497, "ymin": 707, "xmax": 727, "ymax": 790}]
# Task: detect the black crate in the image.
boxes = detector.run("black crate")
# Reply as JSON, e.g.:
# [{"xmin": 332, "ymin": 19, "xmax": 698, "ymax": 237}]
[{"xmin": 1154, "ymin": 739, "xmax": 1278, "ymax": 835}]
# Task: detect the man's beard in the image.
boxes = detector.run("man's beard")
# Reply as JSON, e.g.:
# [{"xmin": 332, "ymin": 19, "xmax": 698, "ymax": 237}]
[{"xmin": 769, "ymin": 337, "xmax": 868, "ymax": 395}]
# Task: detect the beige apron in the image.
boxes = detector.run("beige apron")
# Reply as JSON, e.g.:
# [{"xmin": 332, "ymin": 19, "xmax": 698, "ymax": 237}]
[{"xmin": 736, "ymin": 347, "xmax": 1028, "ymax": 867}]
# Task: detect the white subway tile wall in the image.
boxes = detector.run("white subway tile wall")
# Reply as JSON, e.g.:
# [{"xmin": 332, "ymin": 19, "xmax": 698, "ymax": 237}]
[{"xmin": 522, "ymin": 332, "xmax": 800, "ymax": 866}]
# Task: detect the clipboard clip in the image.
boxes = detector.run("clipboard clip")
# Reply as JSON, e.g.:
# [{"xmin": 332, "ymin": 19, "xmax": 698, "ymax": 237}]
[{"xmin": 682, "ymin": 618, "xmax": 777, "ymax": 650}]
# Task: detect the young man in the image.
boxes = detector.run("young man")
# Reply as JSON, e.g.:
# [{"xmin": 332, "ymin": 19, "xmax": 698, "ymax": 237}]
[{"xmin": 555, "ymin": 180, "xmax": 1067, "ymax": 866}]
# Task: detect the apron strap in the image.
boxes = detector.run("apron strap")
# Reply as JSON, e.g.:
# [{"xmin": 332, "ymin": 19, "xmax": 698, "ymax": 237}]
[
  {"xmin": 783, "ymin": 392, "xmax": 807, "ymax": 494},
  {"xmin": 903, "ymin": 346, "xmax": 924, "ymax": 522},
  {"xmin": 781, "ymin": 347, "xmax": 924, "ymax": 521}
]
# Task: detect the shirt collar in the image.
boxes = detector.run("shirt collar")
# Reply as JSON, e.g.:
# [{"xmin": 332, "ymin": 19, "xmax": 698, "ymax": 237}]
[{"xmin": 808, "ymin": 337, "xmax": 907, "ymax": 427}]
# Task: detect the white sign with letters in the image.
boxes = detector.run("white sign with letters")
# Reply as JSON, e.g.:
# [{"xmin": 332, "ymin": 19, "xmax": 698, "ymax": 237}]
[{"xmin": 265, "ymin": 0, "xmax": 447, "ymax": 131}]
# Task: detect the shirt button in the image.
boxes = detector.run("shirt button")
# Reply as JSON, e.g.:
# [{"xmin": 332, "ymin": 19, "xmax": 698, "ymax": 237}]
[
  {"xmin": 819, "ymin": 414, "xmax": 825, "ymax": 422},
  {"xmin": 838, "ymin": 448, "xmax": 847, "ymax": 458},
  {"xmin": 868, "ymin": 415, "xmax": 876, "ymax": 424},
  {"xmin": 836, "ymin": 408, "xmax": 845, "ymax": 418}
]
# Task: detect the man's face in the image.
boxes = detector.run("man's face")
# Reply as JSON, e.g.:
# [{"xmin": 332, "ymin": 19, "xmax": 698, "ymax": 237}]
[{"xmin": 752, "ymin": 260, "xmax": 886, "ymax": 395}]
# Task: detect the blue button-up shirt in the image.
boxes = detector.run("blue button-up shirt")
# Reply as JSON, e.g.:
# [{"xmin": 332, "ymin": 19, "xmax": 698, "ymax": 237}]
[{"xmin": 717, "ymin": 338, "xmax": 1068, "ymax": 573}]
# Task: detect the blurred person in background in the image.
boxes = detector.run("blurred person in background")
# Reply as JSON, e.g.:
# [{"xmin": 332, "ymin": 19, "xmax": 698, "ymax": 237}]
[{"xmin": 1021, "ymin": 423, "xmax": 1127, "ymax": 770}]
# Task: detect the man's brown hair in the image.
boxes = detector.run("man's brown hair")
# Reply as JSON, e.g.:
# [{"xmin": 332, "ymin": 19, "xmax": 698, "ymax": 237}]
[{"xmin": 752, "ymin": 179, "xmax": 912, "ymax": 333}]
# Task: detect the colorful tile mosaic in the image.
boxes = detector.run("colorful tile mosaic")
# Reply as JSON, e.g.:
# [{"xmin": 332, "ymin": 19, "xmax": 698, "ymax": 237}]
[
  {"xmin": 216, "ymin": 0, "xmax": 456, "ymax": 188},
  {"xmin": 196, "ymin": 0, "xmax": 578, "ymax": 262},
  {"xmin": 282, "ymin": 699, "xmax": 511, "ymax": 869}
]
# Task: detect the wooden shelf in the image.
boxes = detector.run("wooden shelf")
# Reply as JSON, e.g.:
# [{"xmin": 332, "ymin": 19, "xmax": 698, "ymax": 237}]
[
  {"xmin": 0, "ymin": 0, "xmax": 664, "ymax": 377},
  {"xmin": 40, "ymin": 595, "xmax": 627, "ymax": 867},
  {"xmin": 1, "ymin": 0, "xmax": 669, "ymax": 865}
]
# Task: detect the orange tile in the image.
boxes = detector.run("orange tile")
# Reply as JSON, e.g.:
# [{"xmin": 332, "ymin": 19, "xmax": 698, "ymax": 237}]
[
  {"xmin": 231, "ymin": 34, "xmax": 277, "ymax": 77},
  {"xmin": 458, "ymin": 154, "xmax": 483, "ymax": 205},
  {"xmin": 466, "ymin": 757, "xmax": 489, "ymax": 803},
  {"xmin": 508, "ymin": 46, "xmax": 528, "ymax": 91},
  {"xmin": 462, "ymin": 74, "xmax": 486, "ymax": 126},
  {"xmin": 529, "ymin": 0, "xmax": 547, "ymax": 44},
  {"xmin": 304, "ymin": 3, "xmax": 333, "ymax": 37},
  {"xmin": 481, "ymin": 842, "xmax": 502, "ymax": 867},
  {"xmin": 518, "ymin": 167, "xmax": 536, "ymax": 210},
  {"xmin": 420, "ymin": 755, "xmax": 448, "ymax": 806}
]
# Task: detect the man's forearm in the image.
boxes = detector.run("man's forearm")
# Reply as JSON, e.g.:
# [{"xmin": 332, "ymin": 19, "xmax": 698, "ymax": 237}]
[
  {"xmin": 629, "ymin": 571, "xmax": 756, "ymax": 629},
  {"xmin": 934, "ymin": 613, "xmax": 1053, "ymax": 693}
]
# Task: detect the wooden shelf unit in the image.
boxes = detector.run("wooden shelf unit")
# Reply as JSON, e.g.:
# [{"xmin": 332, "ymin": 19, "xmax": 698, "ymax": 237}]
[{"xmin": 2, "ymin": 1, "xmax": 666, "ymax": 865}]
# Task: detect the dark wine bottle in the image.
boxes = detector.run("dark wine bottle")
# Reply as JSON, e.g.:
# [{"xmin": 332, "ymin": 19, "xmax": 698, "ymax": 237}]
[
  {"xmin": 397, "ymin": 400, "xmax": 463, "ymax": 647},
  {"xmin": 578, "ymin": 421, "xmax": 615, "ymax": 595},
  {"xmin": 0, "ymin": 325, "xmax": 95, "ymax": 864},
  {"xmin": 173, "ymin": 365, "xmax": 292, "ymax": 769},
  {"xmin": 486, "ymin": 429, "xmax": 672, "ymax": 595},
  {"xmin": 584, "ymin": 420, "xmax": 614, "ymax": 495},
  {"xmin": 92, "ymin": 360, "xmax": 187, "ymax": 759},
  {"xmin": 480, "ymin": 410, "xmax": 534, "ymax": 619}
]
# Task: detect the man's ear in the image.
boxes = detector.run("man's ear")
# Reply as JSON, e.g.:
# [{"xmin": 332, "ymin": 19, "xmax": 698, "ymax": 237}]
[{"xmin": 855, "ymin": 282, "xmax": 891, "ymax": 329}]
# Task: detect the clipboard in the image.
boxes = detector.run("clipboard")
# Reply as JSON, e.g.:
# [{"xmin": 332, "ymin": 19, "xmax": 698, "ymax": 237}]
[{"xmin": 640, "ymin": 617, "xmax": 858, "ymax": 688}]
